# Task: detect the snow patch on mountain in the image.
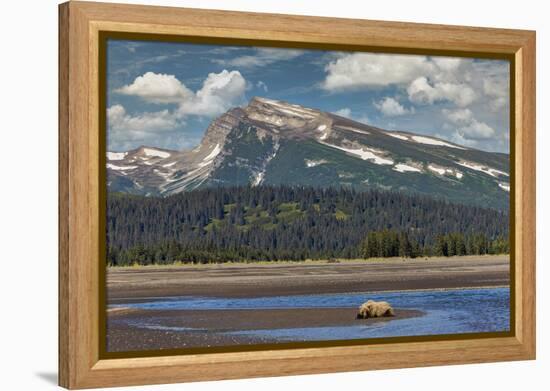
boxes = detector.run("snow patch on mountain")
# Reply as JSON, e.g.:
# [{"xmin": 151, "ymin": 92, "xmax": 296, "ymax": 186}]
[
  {"xmin": 252, "ymin": 114, "xmax": 284, "ymax": 127},
  {"xmin": 107, "ymin": 163, "xmax": 138, "ymax": 171},
  {"xmin": 316, "ymin": 124, "xmax": 331, "ymax": 140},
  {"xmin": 251, "ymin": 141, "xmax": 280, "ymax": 187},
  {"xmin": 204, "ymin": 144, "xmax": 222, "ymax": 161},
  {"xmin": 393, "ymin": 163, "xmax": 422, "ymax": 173},
  {"xmin": 275, "ymin": 106, "xmax": 316, "ymax": 119},
  {"xmin": 411, "ymin": 136, "xmax": 465, "ymax": 150},
  {"xmin": 143, "ymin": 148, "xmax": 171, "ymax": 158},
  {"xmin": 456, "ymin": 160, "xmax": 508, "ymax": 177},
  {"xmin": 321, "ymin": 142, "xmax": 394, "ymax": 165},
  {"xmin": 427, "ymin": 164, "xmax": 463, "ymax": 179},
  {"xmin": 197, "ymin": 144, "xmax": 222, "ymax": 169},
  {"xmin": 251, "ymin": 172, "xmax": 265, "ymax": 186},
  {"xmin": 499, "ymin": 183, "xmax": 510, "ymax": 192},
  {"xmin": 254, "ymin": 97, "xmax": 318, "ymax": 119},
  {"xmin": 385, "ymin": 132, "xmax": 409, "ymax": 141},
  {"xmin": 154, "ymin": 169, "xmax": 174, "ymax": 180},
  {"xmin": 107, "ymin": 152, "xmax": 127, "ymax": 161},
  {"xmin": 305, "ymin": 159, "xmax": 328, "ymax": 168},
  {"xmin": 163, "ymin": 165, "xmax": 210, "ymax": 193},
  {"xmin": 428, "ymin": 164, "xmax": 447, "ymax": 175}
]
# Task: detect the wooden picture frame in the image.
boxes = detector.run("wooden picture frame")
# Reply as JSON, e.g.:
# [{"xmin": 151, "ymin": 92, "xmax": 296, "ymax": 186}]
[{"xmin": 59, "ymin": 1, "xmax": 536, "ymax": 389}]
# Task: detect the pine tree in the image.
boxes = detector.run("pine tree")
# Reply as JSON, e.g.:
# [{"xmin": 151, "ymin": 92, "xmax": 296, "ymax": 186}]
[
  {"xmin": 399, "ymin": 231, "xmax": 413, "ymax": 257},
  {"xmin": 434, "ymin": 235, "xmax": 448, "ymax": 256}
]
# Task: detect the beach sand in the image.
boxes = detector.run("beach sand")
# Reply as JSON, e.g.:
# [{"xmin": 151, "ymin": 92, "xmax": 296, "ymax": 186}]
[
  {"xmin": 107, "ymin": 307, "xmax": 423, "ymax": 352},
  {"xmin": 106, "ymin": 255, "xmax": 509, "ymax": 352},
  {"xmin": 107, "ymin": 255, "xmax": 510, "ymax": 301}
]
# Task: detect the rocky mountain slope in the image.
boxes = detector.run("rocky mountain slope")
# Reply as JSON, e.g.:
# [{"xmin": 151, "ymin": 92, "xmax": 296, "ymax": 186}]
[{"xmin": 107, "ymin": 97, "xmax": 510, "ymax": 210}]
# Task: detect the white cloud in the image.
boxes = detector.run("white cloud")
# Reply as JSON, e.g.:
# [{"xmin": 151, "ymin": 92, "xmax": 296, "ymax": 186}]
[
  {"xmin": 321, "ymin": 54, "xmax": 471, "ymax": 92},
  {"xmin": 457, "ymin": 120, "xmax": 496, "ymax": 140},
  {"xmin": 322, "ymin": 53, "xmax": 435, "ymax": 91},
  {"xmin": 320, "ymin": 54, "xmax": 500, "ymax": 108},
  {"xmin": 432, "ymin": 57, "xmax": 462, "ymax": 72},
  {"xmin": 107, "ymin": 104, "xmax": 186, "ymax": 150},
  {"xmin": 318, "ymin": 53, "xmax": 510, "ymax": 150},
  {"xmin": 331, "ymin": 108, "xmax": 370, "ymax": 124},
  {"xmin": 442, "ymin": 108, "xmax": 495, "ymax": 141},
  {"xmin": 116, "ymin": 70, "xmax": 247, "ymax": 118},
  {"xmin": 407, "ymin": 77, "xmax": 436, "ymax": 104},
  {"xmin": 436, "ymin": 82, "xmax": 477, "ymax": 107},
  {"xmin": 333, "ymin": 108, "xmax": 352, "ymax": 118},
  {"xmin": 483, "ymin": 78, "xmax": 508, "ymax": 111},
  {"xmin": 446, "ymin": 131, "xmax": 480, "ymax": 148},
  {"xmin": 107, "ymin": 104, "xmax": 205, "ymax": 151},
  {"xmin": 177, "ymin": 70, "xmax": 246, "ymax": 117},
  {"xmin": 490, "ymin": 97, "xmax": 507, "ymax": 111},
  {"xmin": 353, "ymin": 115, "xmax": 371, "ymax": 125},
  {"xmin": 374, "ymin": 97, "xmax": 414, "ymax": 116},
  {"xmin": 107, "ymin": 104, "xmax": 179, "ymax": 132},
  {"xmin": 407, "ymin": 77, "xmax": 476, "ymax": 107},
  {"xmin": 321, "ymin": 53, "xmax": 480, "ymax": 109},
  {"xmin": 256, "ymin": 80, "xmax": 268, "ymax": 92},
  {"xmin": 442, "ymin": 108, "xmax": 473, "ymax": 124},
  {"xmin": 125, "ymin": 42, "xmax": 142, "ymax": 53},
  {"xmin": 109, "ymin": 70, "xmax": 247, "ymax": 150},
  {"xmin": 116, "ymin": 72, "xmax": 192, "ymax": 104},
  {"xmin": 214, "ymin": 47, "xmax": 304, "ymax": 69}
]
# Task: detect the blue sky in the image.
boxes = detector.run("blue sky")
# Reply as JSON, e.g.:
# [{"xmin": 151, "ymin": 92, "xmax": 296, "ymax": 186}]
[{"xmin": 107, "ymin": 39, "xmax": 510, "ymax": 153}]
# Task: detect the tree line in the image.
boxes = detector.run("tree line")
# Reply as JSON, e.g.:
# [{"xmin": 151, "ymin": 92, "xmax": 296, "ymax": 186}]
[
  {"xmin": 361, "ymin": 229, "xmax": 509, "ymax": 259},
  {"xmin": 106, "ymin": 185, "xmax": 509, "ymax": 265}
]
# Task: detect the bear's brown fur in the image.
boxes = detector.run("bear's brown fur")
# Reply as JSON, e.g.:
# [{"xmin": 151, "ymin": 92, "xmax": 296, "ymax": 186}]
[{"xmin": 356, "ymin": 300, "xmax": 395, "ymax": 319}]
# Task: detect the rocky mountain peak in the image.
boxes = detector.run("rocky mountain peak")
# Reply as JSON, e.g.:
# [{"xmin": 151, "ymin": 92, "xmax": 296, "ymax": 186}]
[
  {"xmin": 200, "ymin": 107, "xmax": 245, "ymax": 148},
  {"xmin": 107, "ymin": 98, "xmax": 510, "ymax": 210},
  {"xmin": 245, "ymin": 96, "xmax": 321, "ymax": 119},
  {"xmin": 241, "ymin": 97, "xmax": 332, "ymax": 141}
]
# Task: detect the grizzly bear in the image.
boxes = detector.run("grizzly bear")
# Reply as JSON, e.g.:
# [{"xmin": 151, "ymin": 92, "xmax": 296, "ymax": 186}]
[{"xmin": 356, "ymin": 300, "xmax": 395, "ymax": 319}]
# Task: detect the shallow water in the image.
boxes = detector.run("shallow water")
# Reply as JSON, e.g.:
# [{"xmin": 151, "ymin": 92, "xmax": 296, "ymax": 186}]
[{"xmin": 114, "ymin": 287, "xmax": 510, "ymax": 341}]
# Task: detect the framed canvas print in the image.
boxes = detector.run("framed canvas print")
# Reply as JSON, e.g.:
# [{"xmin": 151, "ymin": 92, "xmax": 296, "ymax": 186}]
[{"xmin": 59, "ymin": 1, "xmax": 536, "ymax": 389}]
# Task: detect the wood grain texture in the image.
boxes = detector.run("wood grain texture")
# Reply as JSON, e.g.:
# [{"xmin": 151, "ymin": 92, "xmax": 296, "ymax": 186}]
[
  {"xmin": 515, "ymin": 35, "xmax": 536, "ymax": 353},
  {"xmin": 58, "ymin": 1, "xmax": 536, "ymax": 389},
  {"xmin": 58, "ymin": 3, "xmax": 70, "ymax": 387}
]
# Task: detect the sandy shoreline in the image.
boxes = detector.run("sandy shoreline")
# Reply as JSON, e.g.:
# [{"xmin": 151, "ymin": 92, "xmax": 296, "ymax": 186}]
[
  {"xmin": 107, "ymin": 307, "xmax": 423, "ymax": 352},
  {"xmin": 106, "ymin": 255, "xmax": 509, "ymax": 352},
  {"xmin": 107, "ymin": 255, "xmax": 510, "ymax": 301}
]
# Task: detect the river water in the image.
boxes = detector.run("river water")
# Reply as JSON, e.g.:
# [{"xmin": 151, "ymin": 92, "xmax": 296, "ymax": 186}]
[{"xmin": 114, "ymin": 287, "xmax": 510, "ymax": 342}]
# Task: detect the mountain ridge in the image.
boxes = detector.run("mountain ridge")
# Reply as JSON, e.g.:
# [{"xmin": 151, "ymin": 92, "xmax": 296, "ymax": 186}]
[{"xmin": 107, "ymin": 96, "xmax": 510, "ymax": 210}]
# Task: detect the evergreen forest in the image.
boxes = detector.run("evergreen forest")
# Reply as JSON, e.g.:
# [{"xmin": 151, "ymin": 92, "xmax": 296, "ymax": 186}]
[{"xmin": 106, "ymin": 185, "xmax": 509, "ymax": 266}]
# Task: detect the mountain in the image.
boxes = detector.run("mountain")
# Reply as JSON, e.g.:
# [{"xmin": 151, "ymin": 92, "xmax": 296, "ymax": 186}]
[{"xmin": 107, "ymin": 97, "xmax": 510, "ymax": 210}]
